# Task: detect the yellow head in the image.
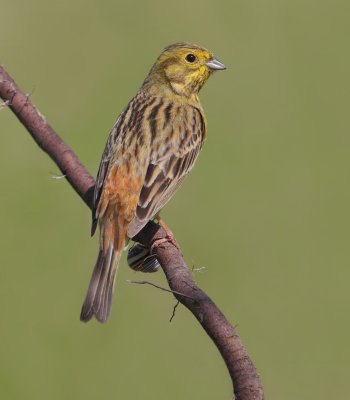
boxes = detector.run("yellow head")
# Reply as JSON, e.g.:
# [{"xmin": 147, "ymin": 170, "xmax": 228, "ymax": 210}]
[{"xmin": 143, "ymin": 42, "xmax": 226, "ymax": 97}]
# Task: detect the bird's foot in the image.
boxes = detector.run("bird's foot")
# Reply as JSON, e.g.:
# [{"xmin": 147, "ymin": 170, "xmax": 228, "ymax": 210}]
[{"xmin": 151, "ymin": 217, "xmax": 180, "ymax": 251}]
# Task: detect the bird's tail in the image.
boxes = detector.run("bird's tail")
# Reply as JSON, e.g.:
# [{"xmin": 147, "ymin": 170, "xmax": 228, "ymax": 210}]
[{"xmin": 80, "ymin": 220, "xmax": 125, "ymax": 323}]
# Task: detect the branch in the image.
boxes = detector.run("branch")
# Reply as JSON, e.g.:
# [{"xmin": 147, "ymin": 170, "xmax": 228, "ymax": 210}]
[{"xmin": 0, "ymin": 65, "xmax": 264, "ymax": 400}]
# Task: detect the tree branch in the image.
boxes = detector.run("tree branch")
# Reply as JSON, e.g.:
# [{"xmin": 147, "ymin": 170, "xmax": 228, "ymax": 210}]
[{"xmin": 0, "ymin": 65, "xmax": 264, "ymax": 400}]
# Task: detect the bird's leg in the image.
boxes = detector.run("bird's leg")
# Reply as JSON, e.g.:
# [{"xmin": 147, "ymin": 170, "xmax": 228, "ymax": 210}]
[{"xmin": 151, "ymin": 216, "xmax": 180, "ymax": 252}]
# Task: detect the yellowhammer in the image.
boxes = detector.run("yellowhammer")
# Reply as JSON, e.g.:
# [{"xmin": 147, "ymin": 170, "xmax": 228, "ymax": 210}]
[{"xmin": 80, "ymin": 42, "xmax": 226, "ymax": 323}]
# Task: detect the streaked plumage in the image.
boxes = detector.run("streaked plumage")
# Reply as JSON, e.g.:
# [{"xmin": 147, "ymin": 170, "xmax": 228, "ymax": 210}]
[{"xmin": 80, "ymin": 42, "xmax": 226, "ymax": 323}]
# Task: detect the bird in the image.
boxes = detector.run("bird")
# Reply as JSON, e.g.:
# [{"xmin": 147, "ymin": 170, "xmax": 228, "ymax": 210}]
[{"xmin": 80, "ymin": 42, "xmax": 226, "ymax": 323}]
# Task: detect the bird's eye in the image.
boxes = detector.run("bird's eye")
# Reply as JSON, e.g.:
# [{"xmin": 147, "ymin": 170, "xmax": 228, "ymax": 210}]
[{"xmin": 185, "ymin": 54, "xmax": 196, "ymax": 63}]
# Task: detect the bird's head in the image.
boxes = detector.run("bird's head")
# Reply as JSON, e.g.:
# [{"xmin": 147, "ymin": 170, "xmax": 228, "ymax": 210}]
[{"xmin": 144, "ymin": 42, "xmax": 226, "ymax": 98}]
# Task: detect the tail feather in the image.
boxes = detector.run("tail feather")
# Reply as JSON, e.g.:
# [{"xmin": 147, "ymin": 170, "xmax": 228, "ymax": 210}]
[{"xmin": 80, "ymin": 244, "xmax": 121, "ymax": 323}]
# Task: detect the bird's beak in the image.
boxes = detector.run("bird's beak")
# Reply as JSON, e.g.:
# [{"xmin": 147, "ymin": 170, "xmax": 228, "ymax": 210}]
[{"xmin": 206, "ymin": 57, "xmax": 226, "ymax": 70}]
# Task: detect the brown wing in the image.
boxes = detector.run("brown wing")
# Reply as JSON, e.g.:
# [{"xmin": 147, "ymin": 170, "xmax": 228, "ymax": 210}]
[
  {"xmin": 127, "ymin": 106, "xmax": 205, "ymax": 238},
  {"xmin": 91, "ymin": 93, "xmax": 149, "ymax": 236}
]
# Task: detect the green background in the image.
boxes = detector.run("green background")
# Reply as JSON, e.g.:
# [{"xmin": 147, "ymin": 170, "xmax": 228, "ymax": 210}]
[{"xmin": 1, "ymin": 1, "xmax": 349, "ymax": 399}]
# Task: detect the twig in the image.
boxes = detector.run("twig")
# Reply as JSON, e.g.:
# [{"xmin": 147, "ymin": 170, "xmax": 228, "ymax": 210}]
[
  {"xmin": 127, "ymin": 279, "xmax": 193, "ymax": 299},
  {"xmin": 128, "ymin": 280, "xmax": 182, "ymax": 323},
  {"xmin": 169, "ymin": 301, "xmax": 180, "ymax": 323},
  {"xmin": 50, "ymin": 173, "xmax": 67, "ymax": 180}
]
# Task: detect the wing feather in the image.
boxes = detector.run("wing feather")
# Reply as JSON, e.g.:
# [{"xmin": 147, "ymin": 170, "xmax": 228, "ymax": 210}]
[
  {"xmin": 127, "ymin": 106, "xmax": 205, "ymax": 237},
  {"xmin": 91, "ymin": 96, "xmax": 141, "ymax": 235}
]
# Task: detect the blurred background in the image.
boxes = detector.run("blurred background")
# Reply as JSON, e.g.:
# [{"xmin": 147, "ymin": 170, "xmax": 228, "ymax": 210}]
[{"xmin": 1, "ymin": 0, "xmax": 349, "ymax": 399}]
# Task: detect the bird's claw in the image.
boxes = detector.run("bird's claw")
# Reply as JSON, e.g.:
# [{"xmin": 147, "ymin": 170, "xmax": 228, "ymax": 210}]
[{"xmin": 151, "ymin": 218, "xmax": 180, "ymax": 252}]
